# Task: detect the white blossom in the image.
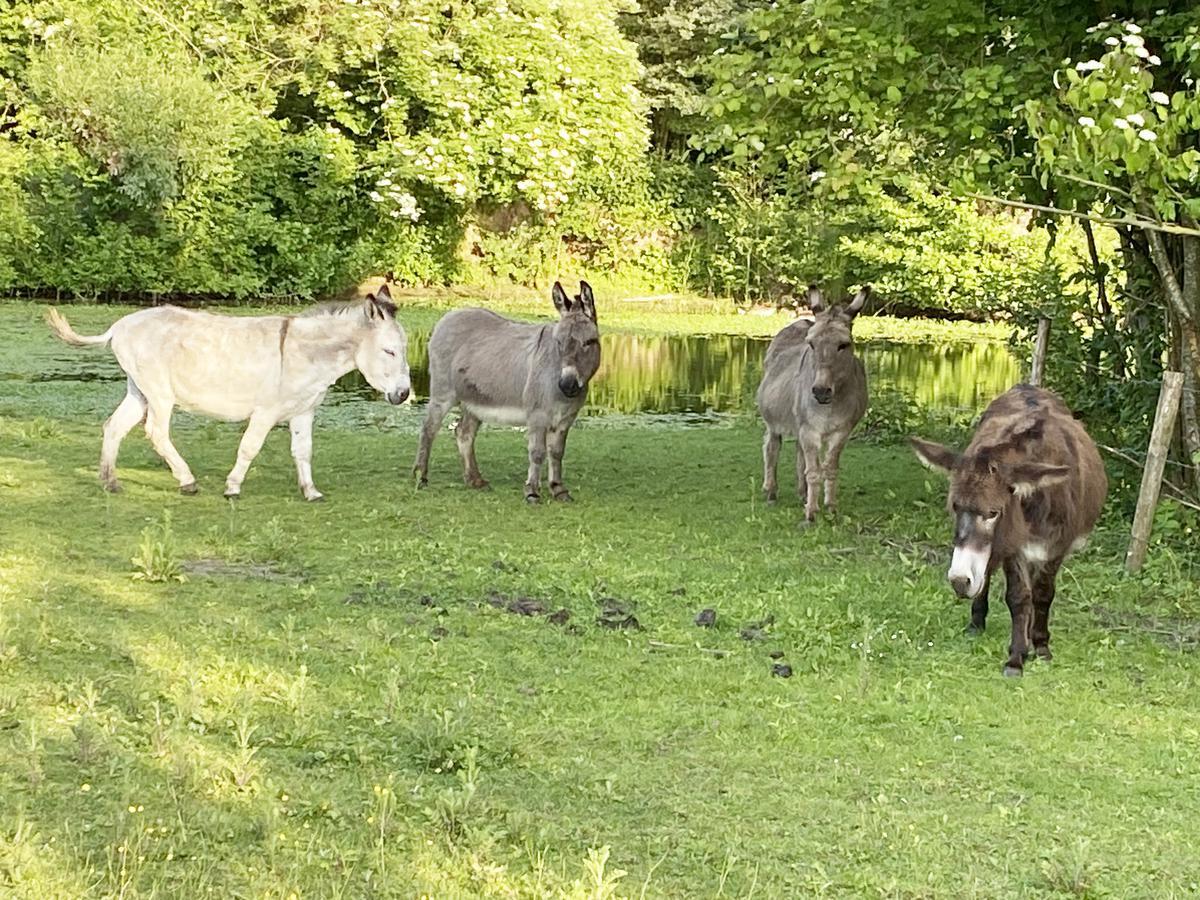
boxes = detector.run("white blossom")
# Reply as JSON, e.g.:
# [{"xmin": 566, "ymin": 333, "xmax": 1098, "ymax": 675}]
[
  {"xmin": 1076, "ymin": 60, "xmax": 1104, "ymax": 72},
  {"xmin": 1151, "ymin": 91, "xmax": 1170, "ymax": 104},
  {"xmin": 1123, "ymin": 33, "xmax": 1145, "ymax": 48},
  {"xmin": 1105, "ymin": 37, "xmax": 1119, "ymax": 46},
  {"xmin": 809, "ymin": 170, "xmax": 826, "ymax": 183},
  {"xmin": 1125, "ymin": 22, "xmax": 1142, "ymax": 34},
  {"xmin": 1138, "ymin": 128, "xmax": 1157, "ymax": 141},
  {"xmin": 1148, "ymin": 54, "xmax": 1161, "ymax": 65},
  {"xmin": 1078, "ymin": 116, "xmax": 1096, "ymax": 127},
  {"xmin": 1134, "ymin": 46, "xmax": 1150, "ymax": 59},
  {"xmin": 1113, "ymin": 117, "xmax": 1129, "ymax": 128},
  {"xmin": 1127, "ymin": 112, "xmax": 1145, "ymax": 126}
]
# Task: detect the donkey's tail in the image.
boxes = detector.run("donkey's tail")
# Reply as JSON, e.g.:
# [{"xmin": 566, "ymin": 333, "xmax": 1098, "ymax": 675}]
[{"xmin": 45, "ymin": 307, "xmax": 113, "ymax": 348}]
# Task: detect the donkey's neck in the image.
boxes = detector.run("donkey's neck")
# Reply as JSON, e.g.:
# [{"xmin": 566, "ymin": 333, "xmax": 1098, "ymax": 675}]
[{"xmin": 286, "ymin": 316, "xmax": 365, "ymax": 385}]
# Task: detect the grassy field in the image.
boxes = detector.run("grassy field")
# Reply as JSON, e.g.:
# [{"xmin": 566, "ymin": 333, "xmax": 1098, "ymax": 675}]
[{"xmin": 2, "ymin": 300, "xmax": 1199, "ymax": 898}]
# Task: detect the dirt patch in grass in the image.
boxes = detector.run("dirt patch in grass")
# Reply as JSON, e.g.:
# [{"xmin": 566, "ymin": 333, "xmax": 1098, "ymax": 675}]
[{"xmin": 182, "ymin": 558, "xmax": 306, "ymax": 584}]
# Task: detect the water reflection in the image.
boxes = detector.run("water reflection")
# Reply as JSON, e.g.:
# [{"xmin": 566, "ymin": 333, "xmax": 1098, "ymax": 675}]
[{"xmin": 338, "ymin": 331, "xmax": 1020, "ymax": 416}]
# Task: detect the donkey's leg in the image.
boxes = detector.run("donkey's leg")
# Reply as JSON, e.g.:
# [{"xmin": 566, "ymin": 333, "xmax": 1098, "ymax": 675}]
[
  {"xmin": 99, "ymin": 386, "xmax": 147, "ymax": 492},
  {"xmin": 794, "ymin": 438, "xmax": 807, "ymax": 503},
  {"xmin": 821, "ymin": 431, "xmax": 851, "ymax": 517},
  {"xmin": 289, "ymin": 411, "xmax": 323, "ymax": 501},
  {"xmin": 524, "ymin": 427, "xmax": 548, "ymax": 504},
  {"xmin": 414, "ymin": 398, "xmax": 453, "ymax": 487},
  {"xmin": 144, "ymin": 400, "xmax": 197, "ymax": 494},
  {"xmin": 968, "ymin": 573, "xmax": 991, "ymax": 634},
  {"xmin": 455, "ymin": 412, "xmax": 488, "ymax": 489},
  {"xmin": 762, "ymin": 429, "xmax": 782, "ymax": 503},
  {"xmin": 224, "ymin": 412, "xmax": 277, "ymax": 498},
  {"xmin": 800, "ymin": 436, "xmax": 823, "ymax": 522},
  {"xmin": 1031, "ymin": 559, "xmax": 1063, "ymax": 661},
  {"xmin": 547, "ymin": 425, "xmax": 573, "ymax": 501},
  {"xmin": 1002, "ymin": 557, "xmax": 1034, "ymax": 677}
]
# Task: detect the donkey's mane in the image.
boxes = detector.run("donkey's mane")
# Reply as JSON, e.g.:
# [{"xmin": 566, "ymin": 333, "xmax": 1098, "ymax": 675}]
[{"xmin": 298, "ymin": 300, "xmax": 366, "ymax": 319}]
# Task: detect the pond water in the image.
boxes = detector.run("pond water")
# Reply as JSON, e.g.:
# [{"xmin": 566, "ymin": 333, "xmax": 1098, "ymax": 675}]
[
  {"xmin": 336, "ymin": 330, "xmax": 1021, "ymax": 419},
  {"xmin": 7, "ymin": 323, "xmax": 1021, "ymax": 429}
]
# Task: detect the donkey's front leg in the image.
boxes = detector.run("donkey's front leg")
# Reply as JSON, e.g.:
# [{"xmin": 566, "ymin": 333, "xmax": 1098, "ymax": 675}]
[
  {"xmin": 822, "ymin": 432, "xmax": 850, "ymax": 517},
  {"xmin": 524, "ymin": 426, "xmax": 548, "ymax": 504},
  {"xmin": 289, "ymin": 411, "xmax": 323, "ymax": 501},
  {"xmin": 1002, "ymin": 557, "xmax": 1034, "ymax": 677},
  {"xmin": 800, "ymin": 437, "xmax": 822, "ymax": 522},
  {"xmin": 547, "ymin": 425, "xmax": 573, "ymax": 501},
  {"xmin": 224, "ymin": 412, "xmax": 277, "ymax": 498}
]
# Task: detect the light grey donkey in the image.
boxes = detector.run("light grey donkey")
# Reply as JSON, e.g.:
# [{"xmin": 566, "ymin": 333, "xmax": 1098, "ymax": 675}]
[
  {"xmin": 756, "ymin": 284, "xmax": 871, "ymax": 521},
  {"xmin": 46, "ymin": 285, "xmax": 411, "ymax": 500},
  {"xmin": 414, "ymin": 281, "xmax": 601, "ymax": 503}
]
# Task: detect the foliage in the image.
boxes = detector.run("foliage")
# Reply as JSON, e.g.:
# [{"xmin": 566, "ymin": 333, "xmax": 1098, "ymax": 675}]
[{"xmin": 0, "ymin": 0, "xmax": 653, "ymax": 297}]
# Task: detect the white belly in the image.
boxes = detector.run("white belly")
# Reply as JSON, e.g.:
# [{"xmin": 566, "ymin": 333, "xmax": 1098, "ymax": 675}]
[{"xmin": 465, "ymin": 403, "xmax": 529, "ymax": 427}]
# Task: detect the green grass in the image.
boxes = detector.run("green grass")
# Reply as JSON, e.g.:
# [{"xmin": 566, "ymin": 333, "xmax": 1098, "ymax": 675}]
[{"xmin": 1, "ymin": 302, "xmax": 1198, "ymax": 897}]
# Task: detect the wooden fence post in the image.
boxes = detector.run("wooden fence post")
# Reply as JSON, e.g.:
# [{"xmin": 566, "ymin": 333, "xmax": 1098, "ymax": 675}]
[
  {"xmin": 1125, "ymin": 371, "xmax": 1185, "ymax": 573},
  {"xmin": 1029, "ymin": 318, "xmax": 1051, "ymax": 386}
]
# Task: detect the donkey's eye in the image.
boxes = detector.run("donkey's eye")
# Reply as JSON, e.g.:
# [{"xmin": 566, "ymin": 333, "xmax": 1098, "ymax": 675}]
[
  {"xmin": 585, "ymin": 338, "xmax": 599, "ymax": 347},
  {"xmin": 383, "ymin": 348, "xmax": 396, "ymax": 357},
  {"xmin": 838, "ymin": 342, "xmax": 850, "ymax": 351}
]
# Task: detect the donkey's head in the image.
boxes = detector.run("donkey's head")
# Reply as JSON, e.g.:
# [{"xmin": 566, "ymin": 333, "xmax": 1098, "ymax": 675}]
[
  {"xmin": 356, "ymin": 284, "xmax": 411, "ymax": 405},
  {"xmin": 910, "ymin": 438, "xmax": 1071, "ymax": 599},
  {"xmin": 550, "ymin": 280, "xmax": 601, "ymax": 399},
  {"xmin": 805, "ymin": 284, "xmax": 870, "ymax": 405}
]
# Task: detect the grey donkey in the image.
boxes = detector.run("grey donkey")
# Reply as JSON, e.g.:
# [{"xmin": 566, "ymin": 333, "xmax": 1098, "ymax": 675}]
[
  {"xmin": 414, "ymin": 281, "xmax": 601, "ymax": 502},
  {"xmin": 756, "ymin": 284, "xmax": 871, "ymax": 521}
]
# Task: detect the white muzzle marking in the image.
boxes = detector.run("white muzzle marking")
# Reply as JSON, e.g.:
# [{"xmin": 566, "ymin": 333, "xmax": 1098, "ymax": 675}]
[{"xmin": 948, "ymin": 545, "xmax": 990, "ymax": 599}]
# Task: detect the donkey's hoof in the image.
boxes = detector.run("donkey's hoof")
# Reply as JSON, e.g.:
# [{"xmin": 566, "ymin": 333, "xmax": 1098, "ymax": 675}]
[
  {"xmin": 467, "ymin": 478, "xmax": 490, "ymax": 490},
  {"xmin": 224, "ymin": 490, "xmax": 241, "ymax": 500},
  {"xmin": 553, "ymin": 491, "xmax": 574, "ymax": 503},
  {"xmin": 102, "ymin": 481, "xmax": 122, "ymax": 494},
  {"xmin": 1035, "ymin": 645, "xmax": 1052, "ymax": 661},
  {"xmin": 1002, "ymin": 665, "xmax": 1023, "ymax": 678},
  {"xmin": 525, "ymin": 493, "xmax": 541, "ymax": 505},
  {"xmin": 179, "ymin": 482, "xmax": 199, "ymax": 496},
  {"xmin": 304, "ymin": 492, "xmax": 325, "ymax": 503},
  {"xmin": 764, "ymin": 494, "xmax": 777, "ymax": 506},
  {"xmin": 965, "ymin": 622, "xmax": 985, "ymax": 636}
]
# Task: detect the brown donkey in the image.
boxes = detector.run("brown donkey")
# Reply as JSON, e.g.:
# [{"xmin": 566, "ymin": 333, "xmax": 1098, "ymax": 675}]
[
  {"xmin": 757, "ymin": 285, "xmax": 870, "ymax": 520},
  {"xmin": 911, "ymin": 384, "xmax": 1107, "ymax": 676}
]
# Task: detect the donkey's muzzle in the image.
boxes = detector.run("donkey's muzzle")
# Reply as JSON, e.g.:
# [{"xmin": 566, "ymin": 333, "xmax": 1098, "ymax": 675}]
[
  {"xmin": 950, "ymin": 575, "xmax": 972, "ymax": 599},
  {"xmin": 558, "ymin": 376, "xmax": 584, "ymax": 398},
  {"xmin": 388, "ymin": 388, "xmax": 410, "ymax": 405},
  {"xmin": 812, "ymin": 385, "xmax": 833, "ymax": 405}
]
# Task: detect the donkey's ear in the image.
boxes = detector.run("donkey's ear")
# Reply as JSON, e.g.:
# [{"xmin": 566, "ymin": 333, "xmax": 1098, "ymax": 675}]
[
  {"xmin": 576, "ymin": 280, "xmax": 597, "ymax": 322},
  {"xmin": 1008, "ymin": 461, "xmax": 1071, "ymax": 498},
  {"xmin": 910, "ymin": 438, "xmax": 959, "ymax": 474},
  {"xmin": 805, "ymin": 284, "xmax": 825, "ymax": 314},
  {"xmin": 365, "ymin": 291, "xmax": 396, "ymax": 322},
  {"xmin": 843, "ymin": 285, "xmax": 871, "ymax": 319},
  {"xmin": 551, "ymin": 281, "xmax": 571, "ymax": 316}
]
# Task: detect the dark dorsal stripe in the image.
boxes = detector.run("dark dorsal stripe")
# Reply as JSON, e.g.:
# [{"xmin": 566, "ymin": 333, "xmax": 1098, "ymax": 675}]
[{"xmin": 279, "ymin": 317, "xmax": 292, "ymax": 364}]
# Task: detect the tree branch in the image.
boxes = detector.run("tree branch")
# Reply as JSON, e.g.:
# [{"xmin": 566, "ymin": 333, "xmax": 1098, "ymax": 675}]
[{"xmin": 953, "ymin": 190, "xmax": 1200, "ymax": 238}]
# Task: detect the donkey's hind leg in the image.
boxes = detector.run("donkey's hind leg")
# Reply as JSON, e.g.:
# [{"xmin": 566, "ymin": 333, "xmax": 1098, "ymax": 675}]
[
  {"xmin": 414, "ymin": 397, "xmax": 453, "ymax": 487},
  {"xmin": 100, "ymin": 383, "xmax": 148, "ymax": 492},
  {"xmin": 762, "ymin": 429, "xmax": 782, "ymax": 503},
  {"xmin": 455, "ymin": 411, "xmax": 488, "ymax": 489},
  {"xmin": 144, "ymin": 398, "xmax": 198, "ymax": 494},
  {"xmin": 224, "ymin": 411, "xmax": 276, "ymax": 498}
]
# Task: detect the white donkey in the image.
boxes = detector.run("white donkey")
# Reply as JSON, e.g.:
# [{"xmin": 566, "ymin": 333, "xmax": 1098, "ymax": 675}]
[{"xmin": 46, "ymin": 287, "xmax": 411, "ymax": 500}]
